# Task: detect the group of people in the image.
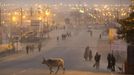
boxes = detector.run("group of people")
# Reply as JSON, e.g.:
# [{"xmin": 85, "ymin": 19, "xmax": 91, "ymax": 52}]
[
  {"xmin": 93, "ymin": 52, "xmax": 101, "ymax": 69},
  {"xmin": 25, "ymin": 43, "xmax": 42, "ymax": 54},
  {"xmin": 26, "ymin": 44, "xmax": 34, "ymax": 54},
  {"xmin": 84, "ymin": 46, "xmax": 117, "ymax": 71},
  {"xmin": 84, "ymin": 46, "xmax": 93, "ymax": 61},
  {"xmin": 107, "ymin": 53, "xmax": 116, "ymax": 71},
  {"xmin": 57, "ymin": 32, "xmax": 72, "ymax": 41}
]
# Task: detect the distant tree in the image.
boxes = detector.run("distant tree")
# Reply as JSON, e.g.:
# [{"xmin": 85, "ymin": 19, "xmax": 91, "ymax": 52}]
[
  {"xmin": 118, "ymin": 2, "xmax": 134, "ymax": 74},
  {"xmin": 70, "ymin": 10, "xmax": 82, "ymax": 25}
]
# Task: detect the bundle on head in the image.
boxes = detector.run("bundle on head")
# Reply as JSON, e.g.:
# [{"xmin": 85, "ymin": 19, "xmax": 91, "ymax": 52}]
[{"xmin": 42, "ymin": 57, "xmax": 65, "ymax": 74}]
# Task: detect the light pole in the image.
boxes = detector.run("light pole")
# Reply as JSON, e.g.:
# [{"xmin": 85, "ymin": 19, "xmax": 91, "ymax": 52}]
[
  {"xmin": 0, "ymin": 7, "xmax": 1, "ymax": 27},
  {"xmin": 45, "ymin": 10, "xmax": 50, "ymax": 26},
  {"xmin": 30, "ymin": 7, "xmax": 33, "ymax": 18},
  {"xmin": 0, "ymin": 7, "xmax": 2, "ymax": 44},
  {"xmin": 45, "ymin": 10, "xmax": 50, "ymax": 38},
  {"xmin": 10, "ymin": 10, "xmax": 19, "ymax": 47},
  {"xmin": 20, "ymin": 8, "xmax": 23, "ymax": 26}
]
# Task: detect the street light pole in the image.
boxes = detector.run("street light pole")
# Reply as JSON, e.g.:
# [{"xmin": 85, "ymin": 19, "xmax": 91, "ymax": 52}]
[
  {"xmin": 30, "ymin": 7, "xmax": 33, "ymax": 19},
  {"xmin": 117, "ymin": 0, "xmax": 121, "ymax": 22},
  {"xmin": 46, "ymin": 12, "xmax": 49, "ymax": 38},
  {"xmin": 45, "ymin": 8, "xmax": 50, "ymax": 38},
  {"xmin": 0, "ymin": 7, "xmax": 2, "ymax": 44},
  {"xmin": 20, "ymin": 8, "xmax": 23, "ymax": 26},
  {"xmin": 0, "ymin": 7, "xmax": 1, "ymax": 26}
]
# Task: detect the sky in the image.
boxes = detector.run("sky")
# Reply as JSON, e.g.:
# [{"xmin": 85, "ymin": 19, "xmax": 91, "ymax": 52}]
[{"xmin": 0, "ymin": 0, "xmax": 132, "ymax": 5}]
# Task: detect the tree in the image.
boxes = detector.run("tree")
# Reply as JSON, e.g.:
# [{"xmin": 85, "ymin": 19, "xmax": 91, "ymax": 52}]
[
  {"xmin": 70, "ymin": 10, "xmax": 82, "ymax": 25},
  {"xmin": 117, "ymin": 12, "xmax": 134, "ymax": 44},
  {"xmin": 117, "ymin": 2, "xmax": 134, "ymax": 73}
]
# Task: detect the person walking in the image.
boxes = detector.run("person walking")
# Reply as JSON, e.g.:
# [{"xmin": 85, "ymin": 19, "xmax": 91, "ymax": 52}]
[
  {"xmin": 99, "ymin": 34, "xmax": 102, "ymax": 39},
  {"xmin": 84, "ymin": 46, "xmax": 90, "ymax": 61},
  {"xmin": 26, "ymin": 45, "xmax": 29, "ymax": 54},
  {"xmin": 111, "ymin": 54, "xmax": 116, "ymax": 71},
  {"xmin": 90, "ymin": 30, "xmax": 93, "ymax": 36},
  {"xmin": 107, "ymin": 53, "xmax": 112, "ymax": 70},
  {"xmin": 89, "ymin": 49, "xmax": 92, "ymax": 61},
  {"xmin": 93, "ymin": 52, "xmax": 101, "ymax": 69},
  {"xmin": 57, "ymin": 36, "xmax": 59, "ymax": 41},
  {"xmin": 38, "ymin": 43, "xmax": 42, "ymax": 52}
]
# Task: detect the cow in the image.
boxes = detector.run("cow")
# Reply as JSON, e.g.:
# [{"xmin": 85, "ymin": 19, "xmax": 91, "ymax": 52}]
[{"xmin": 42, "ymin": 58, "xmax": 65, "ymax": 74}]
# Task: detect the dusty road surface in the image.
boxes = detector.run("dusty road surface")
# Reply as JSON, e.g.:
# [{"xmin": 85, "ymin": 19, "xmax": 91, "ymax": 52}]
[{"xmin": 0, "ymin": 26, "xmax": 126, "ymax": 75}]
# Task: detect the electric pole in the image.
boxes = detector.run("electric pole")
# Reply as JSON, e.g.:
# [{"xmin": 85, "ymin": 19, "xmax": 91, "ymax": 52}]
[
  {"xmin": 30, "ymin": 7, "xmax": 33, "ymax": 19},
  {"xmin": 0, "ymin": 7, "xmax": 1, "ymax": 26},
  {"xmin": 20, "ymin": 8, "xmax": 23, "ymax": 26}
]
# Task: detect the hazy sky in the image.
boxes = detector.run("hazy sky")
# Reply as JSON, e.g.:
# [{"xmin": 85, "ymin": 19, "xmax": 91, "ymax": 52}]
[{"xmin": 0, "ymin": 0, "xmax": 131, "ymax": 5}]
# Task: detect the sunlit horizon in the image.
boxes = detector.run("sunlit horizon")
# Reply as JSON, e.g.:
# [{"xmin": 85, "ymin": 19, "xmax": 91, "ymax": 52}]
[{"xmin": 0, "ymin": 0, "xmax": 131, "ymax": 6}]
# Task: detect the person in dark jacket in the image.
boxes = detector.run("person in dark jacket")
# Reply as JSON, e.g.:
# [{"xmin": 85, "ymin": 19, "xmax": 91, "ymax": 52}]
[
  {"xmin": 89, "ymin": 50, "xmax": 92, "ymax": 61},
  {"xmin": 26, "ymin": 45, "xmax": 29, "ymax": 54},
  {"xmin": 57, "ymin": 36, "xmax": 59, "ymax": 41},
  {"xmin": 38, "ymin": 43, "xmax": 42, "ymax": 52},
  {"xmin": 93, "ymin": 52, "xmax": 101, "ymax": 69},
  {"xmin": 107, "ymin": 53, "xmax": 112, "ymax": 70},
  {"xmin": 111, "ymin": 54, "xmax": 116, "ymax": 71},
  {"xmin": 84, "ymin": 46, "xmax": 90, "ymax": 61}
]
